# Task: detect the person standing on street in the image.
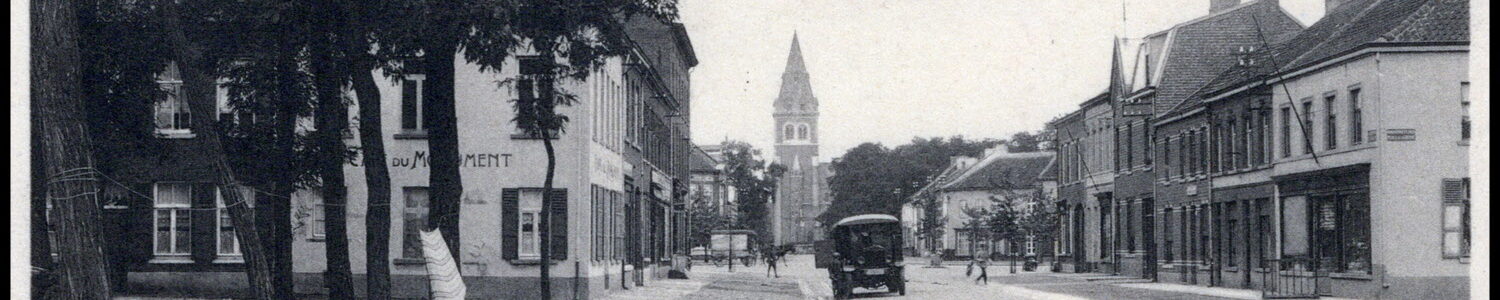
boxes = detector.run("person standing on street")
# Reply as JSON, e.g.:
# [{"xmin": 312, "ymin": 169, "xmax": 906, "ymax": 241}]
[
  {"xmin": 973, "ymin": 256, "xmax": 989, "ymax": 285},
  {"xmin": 764, "ymin": 250, "xmax": 780, "ymax": 278}
]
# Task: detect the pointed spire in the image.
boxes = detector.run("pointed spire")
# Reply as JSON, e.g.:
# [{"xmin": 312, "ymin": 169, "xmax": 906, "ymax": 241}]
[
  {"xmin": 776, "ymin": 33, "xmax": 817, "ymax": 112},
  {"xmin": 784, "ymin": 32, "xmax": 807, "ymax": 75}
]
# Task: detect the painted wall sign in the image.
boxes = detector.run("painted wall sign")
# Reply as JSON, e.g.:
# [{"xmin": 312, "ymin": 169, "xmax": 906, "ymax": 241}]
[
  {"xmin": 390, "ymin": 150, "xmax": 513, "ymax": 169},
  {"xmin": 590, "ymin": 143, "xmax": 625, "ymax": 191},
  {"xmin": 1386, "ymin": 129, "xmax": 1416, "ymax": 141}
]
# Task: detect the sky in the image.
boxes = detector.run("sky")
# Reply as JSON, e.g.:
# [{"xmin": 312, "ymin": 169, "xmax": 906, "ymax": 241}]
[{"xmin": 681, "ymin": 0, "xmax": 1328, "ymax": 162}]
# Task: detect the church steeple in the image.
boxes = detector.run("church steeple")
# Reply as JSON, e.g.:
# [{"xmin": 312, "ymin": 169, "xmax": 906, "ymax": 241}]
[{"xmin": 776, "ymin": 33, "xmax": 817, "ymax": 115}]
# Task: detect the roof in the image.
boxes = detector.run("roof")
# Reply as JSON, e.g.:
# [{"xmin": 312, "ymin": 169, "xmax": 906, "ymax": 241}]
[
  {"xmin": 906, "ymin": 155, "xmax": 978, "ymax": 203},
  {"xmin": 1196, "ymin": 0, "xmax": 1469, "ymax": 103},
  {"xmin": 939, "ymin": 151, "xmax": 1055, "ymax": 191},
  {"xmin": 1145, "ymin": 0, "xmax": 1304, "ymax": 117},
  {"xmin": 834, "ymin": 214, "xmax": 900, "ymax": 227},
  {"xmin": 1036, "ymin": 156, "xmax": 1058, "ymax": 180},
  {"xmin": 690, "ymin": 146, "xmax": 718, "ymax": 172}
]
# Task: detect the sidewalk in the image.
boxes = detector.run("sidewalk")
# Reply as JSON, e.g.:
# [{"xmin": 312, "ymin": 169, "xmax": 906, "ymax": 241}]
[{"xmin": 1114, "ymin": 283, "xmax": 1359, "ymax": 300}]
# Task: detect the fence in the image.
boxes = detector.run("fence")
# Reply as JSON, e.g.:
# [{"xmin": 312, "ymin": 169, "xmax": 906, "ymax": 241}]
[{"xmin": 1261, "ymin": 258, "xmax": 1322, "ymax": 299}]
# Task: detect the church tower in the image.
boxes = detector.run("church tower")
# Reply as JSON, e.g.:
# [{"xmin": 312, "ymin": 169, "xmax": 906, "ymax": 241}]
[
  {"xmin": 773, "ymin": 33, "xmax": 827, "ymax": 247},
  {"xmin": 774, "ymin": 33, "xmax": 819, "ymax": 170}
]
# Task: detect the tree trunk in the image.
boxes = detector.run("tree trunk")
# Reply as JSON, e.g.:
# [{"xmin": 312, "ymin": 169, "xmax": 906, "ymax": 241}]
[
  {"xmin": 350, "ymin": 54, "xmax": 392, "ymax": 300},
  {"xmin": 157, "ymin": 2, "xmax": 276, "ymax": 299},
  {"xmin": 33, "ymin": 0, "xmax": 113, "ymax": 297},
  {"xmin": 341, "ymin": 5, "xmax": 392, "ymax": 295},
  {"xmin": 311, "ymin": 11, "xmax": 356, "ymax": 297},
  {"xmin": 31, "ymin": 92, "xmax": 61, "ymax": 297},
  {"xmin": 259, "ymin": 33, "xmax": 301, "ymax": 300},
  {"xmin": 540, "ymin": 134, "xmax": 557, "ymax": 299},
  {"xmin": 424, "ymin": 35, "xmax": 463, "ymax": 265}
]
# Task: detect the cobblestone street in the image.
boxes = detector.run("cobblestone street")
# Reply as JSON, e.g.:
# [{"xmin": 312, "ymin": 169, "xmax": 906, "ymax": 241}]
[{"xmin": 600, "ymin": 255, "xmax": 1253, "ymax": 300}]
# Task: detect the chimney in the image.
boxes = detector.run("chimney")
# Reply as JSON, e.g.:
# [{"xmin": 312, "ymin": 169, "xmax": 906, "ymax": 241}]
[
  {"xmin": 1210, "ymin": 0, "xmax": 1240, "ymax": 13},
  {"xmin": 1325, "ymin": 0, "xmax": 1345, "ymax": 14}
]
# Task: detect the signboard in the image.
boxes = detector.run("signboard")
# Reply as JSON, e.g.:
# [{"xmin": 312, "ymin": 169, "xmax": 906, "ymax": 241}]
[
  {"xmin": 590, "ymin": 143, "xmax": 625, "ymax": 191},
  {"xmin": 390, "ymin": 150, "xmax": 512, "ymax": 169},
  {"xmin": 1386, "ymin": 129, "xmax": 1416, "ymax": 141}
]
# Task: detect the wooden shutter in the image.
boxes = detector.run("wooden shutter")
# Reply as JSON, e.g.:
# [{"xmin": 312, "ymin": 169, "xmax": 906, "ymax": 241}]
[
  {"xmin": 549, "ymin": 189, "xmax": 568, "ymax": 260},
  {"xmin": 1442, "ymin": 179, "xmax": 1466, "ymax": 203},
  {"xmin": 502, "ymin": 189, "xmax": 519, "ymax": 260}
]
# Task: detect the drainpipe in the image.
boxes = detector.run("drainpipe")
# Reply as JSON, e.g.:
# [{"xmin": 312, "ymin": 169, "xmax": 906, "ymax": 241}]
[{"xmin": 574, "ymin": 261, "xmax": 580, "ymax": 300}]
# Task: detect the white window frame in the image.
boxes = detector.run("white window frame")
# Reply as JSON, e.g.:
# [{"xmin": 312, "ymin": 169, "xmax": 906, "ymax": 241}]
[
  {"xmin": 152, "ymin": 183, "xmax": 193, "ymax": 263},
  {"xmin": 518, "ymin": 190, "xmax": 544, "ymax": 260},
  {"xmin": 155, "ymin": 65, "xmax": 194, "ymax": 138},
  {"xmin": 215, "ymin": 187, "xmax": 255, "ymax": 262}
]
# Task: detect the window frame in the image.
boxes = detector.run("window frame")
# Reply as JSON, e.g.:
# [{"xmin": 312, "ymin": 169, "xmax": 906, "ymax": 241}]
[
  {"xmin": 1460, "ymin": 82, "xmax": 1470, "ymax": 141},
  {"xmin": 1325, "ymin": 93, "xmax": 1338, "ymax": 150},
  {"xmin": 215, "ymin": 187, "xmax": 255, "ymax": 261},
  {"xmin": 517, "ymin": 189, "xmax": 545, "ymax": 260},
  {"xmin": 399, "ymin": 74, "xmax": 427, "ymax": 133},
  {"xmin": 401, "ymin": 186, "xmax": 430, "ymax": 260},
  {"xmin": 154, "ymin": 67, "xmax": 194, "ymax": 138},
  {"xmin": 1349, "ymin": 87, "xmax": 1363, "ymax": 145},
  {"xmin": 152, "ymin": 182, "xmax": 193, "ymax": 261}
]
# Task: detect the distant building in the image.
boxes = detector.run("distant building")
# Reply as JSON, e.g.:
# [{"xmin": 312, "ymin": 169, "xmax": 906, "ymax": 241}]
[
  {"xmin": 771, "ymin": 34, "xmax": 833, "ymax": 247},
  {"xmin": 689, "ymin": 145, "xmax": 735, "ymax": 216},
  {"xmin": 903, "ymin": 145, "xmax": 1053, "ymax": 260}
]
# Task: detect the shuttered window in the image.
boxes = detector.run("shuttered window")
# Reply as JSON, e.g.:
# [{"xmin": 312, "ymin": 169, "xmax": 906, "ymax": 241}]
[
  {"xmin": 1442, "ymin": 178, "xmax": 1470, "ymax": 259},
  {"xmin": 503, "ymin": 188, "xmax": 568, "ymax": 261}
]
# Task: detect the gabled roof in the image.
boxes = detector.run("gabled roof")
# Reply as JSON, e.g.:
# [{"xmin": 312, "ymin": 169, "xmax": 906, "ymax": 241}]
[
  {"xmin": 690, "ymin": 146, "xmax": 719, "ymax": 172},
  {"xmin": 1196, "ymin": 0, "xmax": 1468, "ymax": 105},
  {"xmin": 907, "ymin": 157, "xmax": 974, "ymax": 203},
  {"xmin": 1144, "ymin": 0, "xmax": 1304, "ymax": 117},
  {"xmin": 939, "ymin": 151, "xmax": 1055, "ymax": 191}
]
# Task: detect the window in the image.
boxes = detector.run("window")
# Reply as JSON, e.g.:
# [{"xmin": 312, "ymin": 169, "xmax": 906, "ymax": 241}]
[
  {"xmin": 1280, "ymin": 107, "xmax": 1292, "ymax": 158},
  {"xmin": 1163, "ymin": 207, "xmax": 1175, "ymax": 262},
  {"xmin": 1224, "ymin": 203, "xmax": 1237, "ymax": 267},
  {"xmin": 515, "ymin": 57, "xmax": 558, "ymax": 138},
  {"xmin": 1198, "ymin": 130, "xmax": 1208, "ymax": 175},
  {"xmin": 154, "ymin": 183, "xmax": 192, "ymax": 258},
  {"xmin": 216, "ymin": 187, "xmax": 255, "ymax": 258},
  {"xmin": 517, "ymin": 189, "xmax": 545, "ymax": 259},
  {"xmin": 1326, "ymin": 95, "xmax": 1338, "ymax": 150},
  {"xmin": 1309, "ymin": 193, "xmax": 1371, "ymax": 273},
  {"xmin": 1460, "ymin": 83, "xmax": 1470, "ymax": 141},
  {"xmin": 1302, "ymin": 101, "xmax": 1314, "ymax": 154},
  {"xmin": 797, "ymin": 124, "xmax": 809, "ymax": 140},
  {"xmin": 1124, "ymin": 124, "xmax": 1133, "ymax": 170},
  {"xmin": 1442, "ymin": 178, "xmax": 1471, "ymax": 259},
  {"xmin": 1260, "ymin": 103, "xmax": 1272, "ymax": 164},
  {"xmin": 402, "ymin": 187, "xmax": 430, "ymax": 259},
  {"xmin": 1350, "ymin": 88, "xmax": 1363, "ymax": 145},
  {"xmin": 155, "ymin": 63, "xmax": 192, "ymax": 136},
  {"xmin": 304, "ymin": 189, "xmax": 326, "ymax": 239},
  {"xmin": 399, "ymin": 74, "xmax": 426, "ymax": 131}
]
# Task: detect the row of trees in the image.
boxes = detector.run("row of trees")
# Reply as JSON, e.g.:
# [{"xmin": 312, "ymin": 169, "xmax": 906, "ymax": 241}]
[
  {"xmin": 821, "ymin": 132, "xmax": 1055, "ymax": 257},
  {"xmin": 33, "ymin": 0, "xmax": 679, "ymax": 299}
]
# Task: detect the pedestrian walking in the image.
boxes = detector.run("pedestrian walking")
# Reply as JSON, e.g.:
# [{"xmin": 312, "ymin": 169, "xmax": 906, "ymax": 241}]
[
  {"xmin": 973, "ymin": 257, "xmax": 989, "ymax": 285},
  {"xmin": 764, "ymin": 251, "xmax": 780, "ymax": 278}
]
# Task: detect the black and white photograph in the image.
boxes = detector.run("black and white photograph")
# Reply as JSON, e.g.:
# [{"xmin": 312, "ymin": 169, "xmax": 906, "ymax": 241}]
[{"xmin": 14, "ymin": 0, "xmax": 1488, "ymax": 299}]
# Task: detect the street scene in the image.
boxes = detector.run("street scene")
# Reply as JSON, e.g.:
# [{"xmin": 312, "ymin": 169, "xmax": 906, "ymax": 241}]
[{"xmin": 23, "ymin": 0, "xmax": 1480, "ymax": 299}]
